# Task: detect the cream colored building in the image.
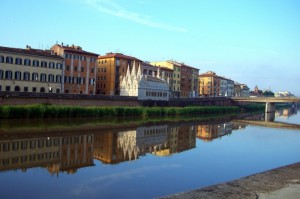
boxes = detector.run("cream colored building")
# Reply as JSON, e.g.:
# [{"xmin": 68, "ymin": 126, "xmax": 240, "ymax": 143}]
[
  {"xmin": 150, "ymin": 61, "xmax": 181, "ymax": 98},
  {"xmin": 0, "ymin": 45, "xmax": 63, "ymax": 93}
]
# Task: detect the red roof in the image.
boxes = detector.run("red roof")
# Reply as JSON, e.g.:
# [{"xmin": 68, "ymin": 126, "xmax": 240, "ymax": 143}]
[
  {"xmin": 98, "ymin": 53, "xmax": 143, "ymax": 62},
  {"xmin": 0, "ymin": 46, "xmax": 63, "ymax": 59},
  {"xmin": 52, "ymin": 44, "xmax": 98, "ymax": 56}
]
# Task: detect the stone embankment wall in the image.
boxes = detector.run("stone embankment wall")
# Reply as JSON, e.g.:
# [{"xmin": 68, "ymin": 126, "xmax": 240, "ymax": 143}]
[{"xmin": 0, "ymin": 92, "xmax": 234, "ymax": 107}]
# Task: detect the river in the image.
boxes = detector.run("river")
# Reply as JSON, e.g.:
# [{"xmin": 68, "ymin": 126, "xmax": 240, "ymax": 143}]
[{"xmin": 0, "ymin": 107, "xmax": 299, "ymax": 199}]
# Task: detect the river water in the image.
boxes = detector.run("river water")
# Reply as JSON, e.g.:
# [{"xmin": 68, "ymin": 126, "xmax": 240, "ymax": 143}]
[{"xmin": 0, "ymin": 108, "xmax": 299, "ymax": 199}]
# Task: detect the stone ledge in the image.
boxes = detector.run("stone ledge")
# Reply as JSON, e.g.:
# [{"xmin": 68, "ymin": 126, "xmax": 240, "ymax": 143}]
[{"xmin": 161, "ymin": 162, "xmax": 300, "ymax": 199}]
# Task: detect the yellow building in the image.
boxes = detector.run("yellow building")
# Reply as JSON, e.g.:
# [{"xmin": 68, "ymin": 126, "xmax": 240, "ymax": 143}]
[
  {"xmin": 0, "ymin": 45, "xmax": 64, "ymax": 93},
  {"xmin": 97, "ymin": 53, "xmax": 143, "ymax": 96},
  {"xmin": 150, "ymin": 60, "xmax": 199, "ymax": 98},
  {"xmin": 150, "ymin": 61, "xmax": 181, "ymax": 98}
]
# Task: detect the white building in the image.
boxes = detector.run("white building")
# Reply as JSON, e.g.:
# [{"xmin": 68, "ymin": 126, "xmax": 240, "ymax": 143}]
[{"xmin": 120, "ymin": 62, "xmax": 170, "ymax": 101}]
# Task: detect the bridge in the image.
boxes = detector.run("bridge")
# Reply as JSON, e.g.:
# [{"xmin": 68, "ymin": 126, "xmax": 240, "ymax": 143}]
[
  {"xmin": 231, "ymin": 97, "xmax": 300, "ymax": 119},
  {"xmin": 233, "ymin": 119, "xmax": 300, "ymax": 131}
]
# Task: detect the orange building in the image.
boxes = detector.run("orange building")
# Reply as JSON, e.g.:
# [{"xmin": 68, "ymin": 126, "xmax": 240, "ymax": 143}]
[
  {"xmin": 199, "ymin": 71, "xmax": 221, "ymax": 97},
  {"xmin": 51, "ymin": 44, "xmax": 98, "ymax": 94},
  {"xmin": 97, "ymin": 53, "xmax": 143, "ymax": 95}
]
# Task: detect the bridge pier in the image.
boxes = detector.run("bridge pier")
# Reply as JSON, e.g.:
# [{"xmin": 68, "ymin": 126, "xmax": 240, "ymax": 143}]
[{"xmin": 265, "ymin": 102, "xmax": 276, "ymax": 122}]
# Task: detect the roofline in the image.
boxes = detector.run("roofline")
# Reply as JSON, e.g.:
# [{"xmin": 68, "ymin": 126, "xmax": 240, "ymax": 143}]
[{"xmin": 0, "ymin": 46, "xmax": 64, "ymax": 60}]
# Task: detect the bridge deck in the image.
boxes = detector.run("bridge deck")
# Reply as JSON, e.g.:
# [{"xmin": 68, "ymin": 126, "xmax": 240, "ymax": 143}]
[
  {"xmin": 231, "ymin": 97, "xmax": 300, "ymax": 103},
  {"xmin": 234, "ymin": 119, "xmax": 300, "ymax": 131}
]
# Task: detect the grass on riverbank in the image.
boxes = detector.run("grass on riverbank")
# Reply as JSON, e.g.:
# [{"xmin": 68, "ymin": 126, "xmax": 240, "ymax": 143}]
[{"xmin": 0, "ymin": 104, "xmax": 241, "ymax": 119}]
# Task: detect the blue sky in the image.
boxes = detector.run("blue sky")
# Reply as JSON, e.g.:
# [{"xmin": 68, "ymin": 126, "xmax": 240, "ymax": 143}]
[{"xmin": 1, "ymin": 0, "xmax": 300, "ymax": 95}]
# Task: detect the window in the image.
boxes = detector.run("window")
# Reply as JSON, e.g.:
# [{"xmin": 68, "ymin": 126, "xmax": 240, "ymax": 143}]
[
  {"xmin": 74, "ymin": 66, "xmax": 78, "ymax": 71},
  {"xmin": 41, "ymin": 61, "xmax": 47, "ymax": 68},
  {"xmin": 5, "ymin": 86, "xmax": 10, "ymax": 91},
  {"xmin": 66, "ymin": 65, "xmax": 70, "ymax": 71},
  {"xmin": 23, "ymin": 72, "xmax": 30, "ymax": 80},
  {"xmin": 0, "ymin": 56, "xmax": 4, "ymax": 63},
  {"xmin": 6, "ymin": 56, "xmax": 13, "ymax": 64},
  {"xmin": 24, "ymin": 59, "xmax": 31, "ymax": 66},
  {"xmin": 33, "ymin": 60, "xmax": 39, "ymax": 67},
  {"xmin": 81, "ymin": 67, "xmax": 84, "ymax": 72},
  {"xmin": 14, "ymin": 71, "xmax": 21, "ymax": 80},
  {"xmin": 5, "ymin": 70, "xmax": 12, "ymax": 79},
  {"xmin": 0, "ymin": 70, "xmax": 3, "ymax": 79},
  {"xmin": 40, "ymin": 73, "xmax": 47, "ymax": 82},
  {"xmin": 65, "ymin": 53, "xmax": 69, "ymax": 59},
  {"xmin": 49, "ymin": 62, "xmax": 55, "ymax": 68},
  {"xmin": 56, "ymin": 63, "xmax": 62, "ymax": 69},
  {"xmin": 116, "ymin": 59, "xmax": 120, "ymax": 66},
  {"xmin": 15, "ymin": 58, "xmax": 22, "ymax": 65},
  {"xmin": 24, "ymin": 87, "xmax": 28, "ymax": 92},
  {"xmin": 48, "ymin": 74, "xmax": 54, "ymax": 82},
  {"xmin": 56, "ymin": 75, "xmax": 62, "ymax": 83},
  {"xmin": 32, "ymin": 73, "xmax": 38, "ymax": 81},
  {"xmin": 91, "ymin": 68, "xmax": 94, "ymax": 73}
]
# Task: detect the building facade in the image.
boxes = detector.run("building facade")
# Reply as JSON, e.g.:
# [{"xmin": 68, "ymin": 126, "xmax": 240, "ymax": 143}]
[
  {"xmin": 51, "ymin": 44, "xmax": 98, "ymax": 94},
  {"xmin": 0, "ymin": 45, "xmax": 63, "ymax": 93},
  {"xmin": 234, "ymin": 83, "xmax": 250, "ymax": 97},
  {"xmin": 150, "ymin": 60, "xmax": 199, "ymax": 98},
  {"xmin": 120, "ymin": 63, "xmax": 170, "ymax": 101},
  {"xmin": 97, "ymin": 53, "xmax": 143, "ymax": 96},
  {"xmin": 199, "ymin": 71, "xmax": 235, "ymax": 97}
]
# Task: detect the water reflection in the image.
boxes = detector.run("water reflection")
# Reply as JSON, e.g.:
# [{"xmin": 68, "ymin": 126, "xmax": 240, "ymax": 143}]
[
  {"xmin": 0, "ymin": 133, "xmax": 94, "ymax": 174},
  {"xmin": 0, "ymin": 108, "xmax": 298, "ymax": 175}
]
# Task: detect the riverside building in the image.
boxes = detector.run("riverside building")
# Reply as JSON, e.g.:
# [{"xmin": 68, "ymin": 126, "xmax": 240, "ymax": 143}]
[
  {"xmin": 97, "ymin": 53, "xmax": 143, "ymax": 96},
  {"xmin": 150, "ymin": 60, "xmax": 199, "ymax": 98},
  {"xmin": 0, "ymin": 45, "xmax": 63, "ymax": 93},
  {"xmin": 51, "ymin": 44, "xmax": 98, "ymax": 94}
]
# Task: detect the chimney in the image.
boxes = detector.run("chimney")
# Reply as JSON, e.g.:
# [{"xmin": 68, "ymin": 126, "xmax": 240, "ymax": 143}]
[{"xmin": 61, "ymin": 42, "xmax": 64, "ymax": 47}]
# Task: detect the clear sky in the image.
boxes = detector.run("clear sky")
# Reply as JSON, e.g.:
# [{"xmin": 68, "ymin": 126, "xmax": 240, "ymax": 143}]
[{"xmin": 1, "ymin": 0, "xmax": 300, "ymax": 95}]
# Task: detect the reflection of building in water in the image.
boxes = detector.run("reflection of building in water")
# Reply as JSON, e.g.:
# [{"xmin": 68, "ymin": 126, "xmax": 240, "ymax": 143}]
[
  {"xmin": 176, "ymin": 125, "xmax": 196, "ymax": 152},
  {"xmin": 48, "ymin": 134, "xmax": 94, "ymax": 174},
  {"xmin": 276, "ymin": 107, "xmax": 298, "ymax": 119},
  {"xmin": 94, "ymin": 131, "xmax": 124, "ymax": 164},
  {"xmin": 117, "ymin": 125, "xmax": 169, "ymax": 161},
  {"xmin": 0, "ymin": 133, "xmax": 94, "ymax": 174},
  {"xmin": 197, "ymin": 123, "xmax": 233, "ymax": 142}
]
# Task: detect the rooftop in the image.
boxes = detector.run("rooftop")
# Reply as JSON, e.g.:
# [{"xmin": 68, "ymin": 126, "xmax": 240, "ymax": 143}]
[
  {"xmin": 99, "ymin": 52, "xmax": 143, "ymax": 62},
  {"xmin": 52, "ymin": 44, "xmax": 98, "ymax": 56},
  {"xmin": 0, "ymin": 45, "xmax": 63, "ymax": 59}
]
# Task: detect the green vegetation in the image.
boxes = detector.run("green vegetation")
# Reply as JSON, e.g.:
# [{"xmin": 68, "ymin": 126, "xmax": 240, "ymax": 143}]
[{"xmin": 0, "ymin": 104, "xmax": 241, "ymax": 119}]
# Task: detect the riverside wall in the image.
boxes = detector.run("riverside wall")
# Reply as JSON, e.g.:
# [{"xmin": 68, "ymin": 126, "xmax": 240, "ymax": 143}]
[{"xmin": 0, "ymin": 91, "xmax": 234, "ymax": 107}]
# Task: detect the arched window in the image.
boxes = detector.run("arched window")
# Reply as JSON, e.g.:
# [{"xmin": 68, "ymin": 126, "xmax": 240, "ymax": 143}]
[
  {"xmin": 41, "ymin": 61, "xmax": 47, "ymax": 68},
  {"xmin": 24, "ymin": 59, "xmax": 31, "ymax": 66},
  {"xmin": 0, "ymin": 56, "xmax": 4, "ymax": 63},
  {"xmin": 55, "ymin": 75, "xmax": 60, "ymax": 83},
  {"xmin": 40, "ymin": 87, "xmax": 45, "ymax": 93},
  {"xmin": 23, "ymin": 72, "xmax": 30, "ymax": 80},
  {"xmin": 0, "ymin": 70, "xmax": 3, "ymax": 79},
  {"xmin": 32, "ymin": 73, "xmax": 38, "ymax": 81},
  {"xmin": 48, "ymin": 74, "xmax": 54, "ymax": 82},
  {"xmin": 56, "ymin": 63, "xmax": 62, "ymax": 69},
  {"xmin": 33, "ymin": 60, "xmax": 39, "ymax": 67},
  {"xmin": 6, "ymin": 56, "xmax": 13, "ymax": 64},
  {"xmin": 5, "ymin": 70, "xmax": 13, "ymax": 79},
  {"xmin": 49, "ymin": 62, "xmax": 55, "ymax": 68},
  {"xmin": 15, "ymin": 58, "xmax": 22, "ymax": 65},
  {"xmin": 14, "ymin": 71, "xmax": 22, "ymax": 80},
  {"xmin": 40, "ymin": 73, "xmax": 47, "ymax": 82},
  {"xmin": 14, "ymin": 86, "xmax": 20, "ymax": 92}
]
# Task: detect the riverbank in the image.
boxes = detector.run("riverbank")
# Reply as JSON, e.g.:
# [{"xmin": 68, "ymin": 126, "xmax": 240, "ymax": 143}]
[
  {"xmin": 161, "ymin": 162, "xmax": 300, "ymax": 199},
  {"xmin": 0, "ymin": 104, "xmax": 241, "ymax": 119}
]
